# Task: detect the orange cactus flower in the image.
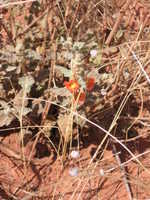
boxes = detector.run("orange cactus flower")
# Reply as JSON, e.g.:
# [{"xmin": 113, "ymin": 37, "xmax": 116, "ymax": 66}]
[
  {"xmin": 86, "ymin": 77, "xmax": 95, "ymax": 91},
  {"xmin": 78, "ymin": 92, "xmax": 86, "ymax": 103},
  {"xmin": 64, "ymin": 79, "xmax": 80, "ymax": 93},
  {"xmin": 75, "ymin": 92, "xmax": 86, "ymax": 102},
  {"xmin": 74, "ymin": 91, "xmax": 86, "ymax": 105}
]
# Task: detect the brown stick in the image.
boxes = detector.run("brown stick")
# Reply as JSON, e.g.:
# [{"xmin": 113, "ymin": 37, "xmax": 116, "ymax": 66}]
[
  {"xmin": 105, "ymin": 0, "xmax": 131, "ymax": 45},
  {"xmin": 68, "ymin": 1, "xmax": 80, "ymax": 37},
  {"xmin": 14, "ymin": 4, "xmax": 56, "ymax": 40},
  {"xmin": 112, "ymin": 143, "xmax": 133, "ymax": 200},
  {"xmin": 41, "ymin": 37, "xmax": 57, "ymax": 125}
]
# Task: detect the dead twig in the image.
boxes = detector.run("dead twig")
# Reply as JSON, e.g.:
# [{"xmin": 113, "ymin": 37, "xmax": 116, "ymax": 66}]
[
  {"xmin": 14, "ymin": 4, "xmax": 56, "ymax": 40},
  {"xmin": 0, "ymin": 0, "xmax": 37, "ymax": 8},
  {"xmin": 105, "ymin": 0, "xmax": 131, "ymax": 45},
  {"xmin": 68, "ymin": 1, "xmax": 80, "ymax": 37},
  {"xmin": 1, "ymin": 21, "xmax": 15, "ymax": 46},
  {"xmin": 112, "ymin": 143, "xmax": 133, "ymax": 200},
  {"xmin": 41, "ymin": 35, "xmax": 57, "ymax": 125}
]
